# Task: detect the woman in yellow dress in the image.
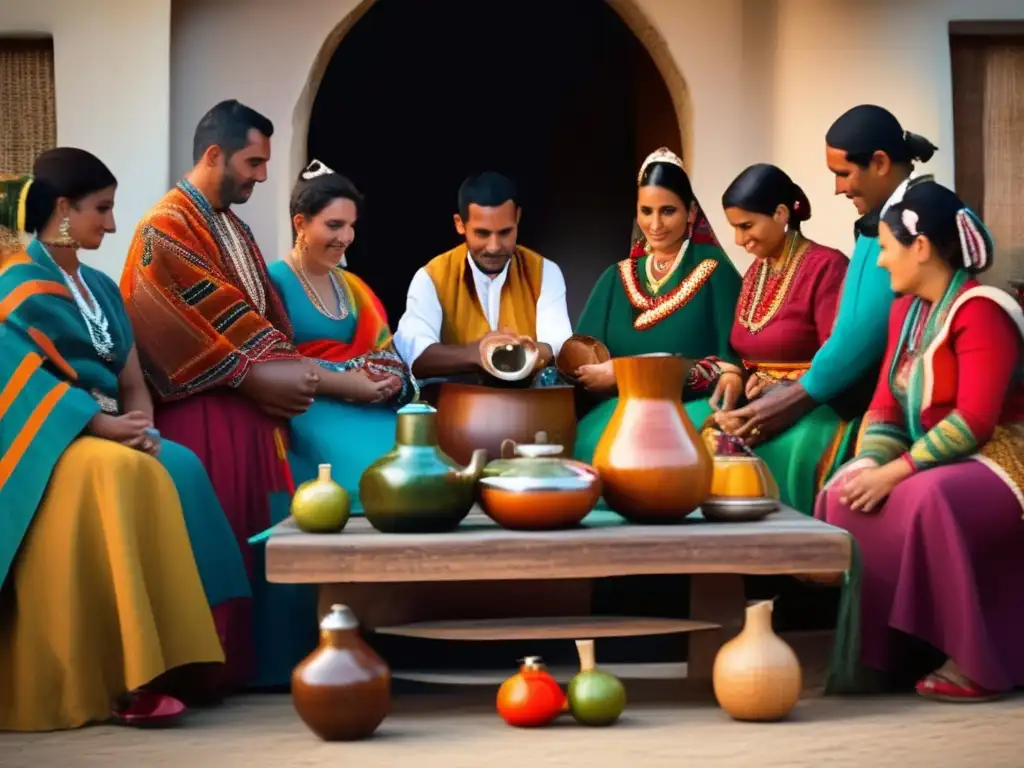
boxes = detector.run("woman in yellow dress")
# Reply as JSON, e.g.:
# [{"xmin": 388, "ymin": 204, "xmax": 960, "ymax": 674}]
[{"xmin": 0, "ymin": 149, "xmax": 244, "ymax": 731}]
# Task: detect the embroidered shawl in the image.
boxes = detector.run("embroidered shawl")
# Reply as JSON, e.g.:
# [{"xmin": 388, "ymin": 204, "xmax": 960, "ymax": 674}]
[{"xmin": 119, "ymin": 181, "xmax": 297, "ymax": 400}]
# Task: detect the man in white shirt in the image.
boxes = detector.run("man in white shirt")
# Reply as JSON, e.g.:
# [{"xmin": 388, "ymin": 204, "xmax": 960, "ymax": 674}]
[{"xmin": 393, "ymin": 171, "xmax": 573, "ymax": 380}]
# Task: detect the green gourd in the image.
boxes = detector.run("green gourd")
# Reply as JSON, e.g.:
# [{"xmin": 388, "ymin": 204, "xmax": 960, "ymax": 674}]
[
  {"xmin": 567, "ymin": 639, "xmax": 626, "ymax": 726},
  {"xmin": 292, "ymin": 464, "xmax": 351, "ymax": 533}
]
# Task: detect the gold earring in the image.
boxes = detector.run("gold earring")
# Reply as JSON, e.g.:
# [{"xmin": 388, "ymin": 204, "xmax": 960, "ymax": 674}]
[
  {"xmin": 296, "ymin": 230, "xmax": 308, "ymax": 254},
  {"xmin": 644, "ymin": 240, "xmax": 653, "ymax": 255},
  {"xmin": 58, "ymin": 216, "xmax": 77, "ymax": 248}
]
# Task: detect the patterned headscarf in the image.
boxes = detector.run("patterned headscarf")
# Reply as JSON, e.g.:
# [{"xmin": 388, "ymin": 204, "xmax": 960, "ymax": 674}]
[{"xmin": 629, "ymin": 147, "xmax": 720, "ymax": 258}]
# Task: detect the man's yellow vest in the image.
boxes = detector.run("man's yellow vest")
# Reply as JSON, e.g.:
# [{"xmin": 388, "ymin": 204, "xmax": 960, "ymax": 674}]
[{"xmin": 423, "ymin": 244, "xmax": 545, "ymax": 344}]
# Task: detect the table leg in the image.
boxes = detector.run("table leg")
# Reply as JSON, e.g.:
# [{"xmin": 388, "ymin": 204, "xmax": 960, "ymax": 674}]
[{"xmin": 687, "ymin": 573, "xmax": 746, "ymax": 682}]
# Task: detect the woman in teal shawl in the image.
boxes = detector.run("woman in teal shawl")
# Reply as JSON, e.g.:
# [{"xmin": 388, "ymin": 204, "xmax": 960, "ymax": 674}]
[{"xmin": 0, "ymin": 149, "xmax": 248, "ymax": 731}]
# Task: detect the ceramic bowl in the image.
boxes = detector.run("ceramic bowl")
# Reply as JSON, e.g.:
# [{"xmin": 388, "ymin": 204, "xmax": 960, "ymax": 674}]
[
  {"xmin": 709, "ymin": 455, "xmax": 780, "ymax": 500},
  {"xmin": 479, "ymin": 474, "xmax": 601, "ymax": 531}
]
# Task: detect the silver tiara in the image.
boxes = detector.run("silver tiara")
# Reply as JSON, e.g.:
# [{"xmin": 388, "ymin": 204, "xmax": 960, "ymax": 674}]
[
  {"xmin": 638, "ymin": 147, "xmax": 684, "ymax": 184},
  {"xmin": 302, "ymin": 159, "xmax": 335, "ymax": 181}
]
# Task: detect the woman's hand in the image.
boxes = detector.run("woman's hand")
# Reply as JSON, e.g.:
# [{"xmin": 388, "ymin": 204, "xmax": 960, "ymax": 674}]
[
  {"xmin": 334, "ymin": 370, "xmax": 402, "ymax": 404},
  {"xmin": 709, "ymin": 370, "xmax": 744, "ymax": 411},
  {"xmin": 576, "ymin": 359, "xmax": 616, "ymax": 393},
  {"xmin": 839, "ymin": 459, "xmax": 913, "ymax": 513},
  {"xmin": 87, "ymin": 411, "xmax": 160, "ymax": 454},
  {"xmin": 745, "ymin": 374, "xmax": 777, "ymax": 401}
]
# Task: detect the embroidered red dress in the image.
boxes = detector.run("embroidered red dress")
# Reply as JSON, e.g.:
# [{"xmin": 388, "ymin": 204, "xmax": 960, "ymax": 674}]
[{"xmin": 817, "ymin": 275, "xmax": 1024, "ymax": 693}]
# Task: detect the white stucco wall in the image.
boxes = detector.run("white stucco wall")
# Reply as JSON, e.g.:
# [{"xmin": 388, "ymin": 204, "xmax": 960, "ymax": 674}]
[
  {"xmin": 772, "ymin": 0, "xmax": 1024, "ymax": 257},
  {"xmin": 0, "ymin": 0, "xmax": 171, "ymax": 277},
  {"xmin": 5, "ymin": 0, "xmax": 1021, "ymax": 279}
]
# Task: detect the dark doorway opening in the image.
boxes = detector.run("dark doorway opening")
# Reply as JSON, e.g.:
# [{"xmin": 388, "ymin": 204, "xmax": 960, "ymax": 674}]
[{"xmin": 307, "ymin": 0, "xmax": 681, "ymax": 324}]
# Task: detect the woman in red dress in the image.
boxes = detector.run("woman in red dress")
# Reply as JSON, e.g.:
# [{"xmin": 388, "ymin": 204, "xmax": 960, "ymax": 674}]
[
  {"xmin": 688, "ymin": 164, "xmax": 852, "ymax": 515},
  {"xmin": 816, "ymin": 181, "xmax": 1024, "ymax": 702}
]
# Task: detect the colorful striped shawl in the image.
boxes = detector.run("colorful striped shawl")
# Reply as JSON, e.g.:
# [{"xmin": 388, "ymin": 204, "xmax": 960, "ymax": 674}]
[
  {"xmin": 119, "ymin": 182, "xmax": 297, "ymax": 401},
  {"xmin": 0, "ymin": 245, "xmax": 105, "ymax": 586}
]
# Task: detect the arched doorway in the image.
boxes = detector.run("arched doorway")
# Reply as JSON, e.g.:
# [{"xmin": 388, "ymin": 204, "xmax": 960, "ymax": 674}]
[{"xmin": 306, "ymin": 0, "xmax": 683, "ymax": 323}]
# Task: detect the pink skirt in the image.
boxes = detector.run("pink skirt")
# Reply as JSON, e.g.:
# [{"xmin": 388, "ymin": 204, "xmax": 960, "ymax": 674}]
[{"xmin": 816, "ymin": 460, "xmax": 1024, "ymax": 692}]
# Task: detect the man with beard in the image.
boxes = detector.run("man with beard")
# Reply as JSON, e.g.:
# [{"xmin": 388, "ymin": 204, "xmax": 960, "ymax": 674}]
[
  {"xmin": 394, "ymin": 171, "xmax": 573, "ymax": 381},
  {"xmin": 722, "ymin": 105, "xmax": 938, "ymax": 461},
  {"xmin": 120, "ymin": 99, "xmax": 319, "ymax": 692}
]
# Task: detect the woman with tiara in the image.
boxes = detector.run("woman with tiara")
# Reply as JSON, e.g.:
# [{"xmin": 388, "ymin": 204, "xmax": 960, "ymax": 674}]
[
  {"xmin": 0, "ymin": 149, "xmax": 249, "ymax": 730},
  {"xmin": 268, "ymin": 162, "xmax": 417, "ymax": 495},
  {"xmin": 687, "ymin": 164, "xmax": 852, "ymax": 516},
  {"xmin": 571, "ymin": 147, "xmax": 743, "ymax": 463},
  {"xmin": 817, "ymin": 181, "xmax": 1024, "ymax": 702}
]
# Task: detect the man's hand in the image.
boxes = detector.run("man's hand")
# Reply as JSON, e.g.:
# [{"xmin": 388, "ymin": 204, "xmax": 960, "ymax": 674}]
[
  {"xmin": 238, "ymin": 360, "xmax": 321, "ymax": 419},
  {"xmin": 727, "ymin": 381, "xmax": 815, "ymax": 447}
]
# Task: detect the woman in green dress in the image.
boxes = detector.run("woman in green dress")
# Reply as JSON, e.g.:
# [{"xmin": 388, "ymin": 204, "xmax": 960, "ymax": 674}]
[
  {"xmin": 684, "ymin": 164, "xmax": 855, "ymax": 516},
  {"xmin": 572, "ymin": 147, "xmax": 743, "ymax": 463}
]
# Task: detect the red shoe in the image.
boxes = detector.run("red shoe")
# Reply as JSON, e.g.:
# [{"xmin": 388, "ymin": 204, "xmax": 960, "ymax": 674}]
[
  {"xmin": 111, "ymin": 690, "xmax": 188, "ymax": 727},
  {"xmin": 915, "ymin": 673, "xmax": 1003, "ymax": 703}
]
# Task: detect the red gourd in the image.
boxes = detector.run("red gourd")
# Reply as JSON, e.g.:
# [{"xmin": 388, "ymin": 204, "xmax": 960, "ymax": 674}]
[{"xmin": 496, "ymin": 656, "xmax": 566, "ymax": 728}]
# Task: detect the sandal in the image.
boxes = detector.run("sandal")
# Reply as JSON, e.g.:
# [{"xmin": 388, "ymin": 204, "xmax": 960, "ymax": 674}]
[
  {"xmin": 110, "ymin": 690, "xmax": 188, "ymax": 727},
  {"xmin": 915, "ymin": 672, "xmax": 1003, "ymax": 703}
]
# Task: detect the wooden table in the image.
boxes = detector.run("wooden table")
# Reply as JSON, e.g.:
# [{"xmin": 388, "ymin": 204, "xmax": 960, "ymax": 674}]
[{"xmin": 265, "ymin": 506, "xmax": 851, "ymax": 681}]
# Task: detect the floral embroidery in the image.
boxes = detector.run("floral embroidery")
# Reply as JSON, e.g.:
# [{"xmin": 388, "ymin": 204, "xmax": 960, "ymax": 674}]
[{"xmin": 618, "ymin": 257, "xmax": 718, "ymax": 330}]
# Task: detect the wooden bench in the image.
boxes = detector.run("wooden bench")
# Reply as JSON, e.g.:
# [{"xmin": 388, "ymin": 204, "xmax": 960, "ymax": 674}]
[{"xmin": 265, "ymin": 506, "xmax": 851, "ymax": 682}]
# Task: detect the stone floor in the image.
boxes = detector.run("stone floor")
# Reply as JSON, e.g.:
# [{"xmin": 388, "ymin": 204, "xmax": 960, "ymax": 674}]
[
  {"xmin": 4, "ymin": 632, "xmax": 1021, "ymax": 767},
  {"xmin": 4, "ymin": 684, "xmax": 1021, "ymax": 767}
]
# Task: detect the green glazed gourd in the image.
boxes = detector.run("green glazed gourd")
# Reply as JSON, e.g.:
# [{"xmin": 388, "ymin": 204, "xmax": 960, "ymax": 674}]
[
  {"xmin": 567, "ymin": 639, "xmax": 626, "ymax": 727},
  {"xmin": 292, "ymin": 464, "xmax": 351, "ymax": 533},
  {"xmin": 359, "ymin": 402, "xmax": 487, "ymax": 533}
]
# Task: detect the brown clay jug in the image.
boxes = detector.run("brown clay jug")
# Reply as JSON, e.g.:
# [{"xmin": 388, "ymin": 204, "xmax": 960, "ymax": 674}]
[
  {"xmin": 712, "ymin": 600, "xmax": 802, "ymax": 722},
  {"xmin": 592, "ymin": 353, "xmax": 713, "ymax": 521},
  {"xmin": 291, "ymin": 604, "xmax": 391, "ymax": 741}
]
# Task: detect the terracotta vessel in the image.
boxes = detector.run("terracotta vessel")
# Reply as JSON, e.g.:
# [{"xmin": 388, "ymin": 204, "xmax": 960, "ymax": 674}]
[
  {"xmin": 712, "ymin": 600, "xmax": 802, "ymax": 722},
  {"xmin": 592, "ymin": 354, "xmax": 713, "ymax": 522},
  {"xmin": 292, "ymin": 604, "xmax": 391, "ymax": 741},
  {"xmin": 556, "ymin": 334, "xmax": 611, "ymax": 382},
  {"xmin": 359, "ymin": 402, "xmax": 487, "ymax": 533},
  {"xmin": 479, "ymin": 432, "xmax": 600, "ymax": 530},
  {"xmin": 435, "ymin": 383, "xmax": 577, "ymax": 467}
]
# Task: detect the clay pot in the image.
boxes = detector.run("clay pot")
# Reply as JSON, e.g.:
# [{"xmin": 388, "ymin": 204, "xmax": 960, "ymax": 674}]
[
  {"xmin": 435, "ymin": 383, "xmax": 577, "ymax": 467},
  {"xmin": 712, "ymin": 600, "xmax": 802, "ymax": 722},
  {"xmin": 480, "ymin": 432, "xmax": 600, "ymax": 530},
  {"xmin": 292, "ymin": 604, "xmax": 391, "ymax": 741},
  {"xmin": 592, "ymin": 354, "xmax": 713, "ymax": 522},
  {"xmin": 556, "ymin": 334, "xmax": 611, "ymax": 382},
  {"xmin": 359, "ymin": 402, "xmax": 487, "ymax": 533}
]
